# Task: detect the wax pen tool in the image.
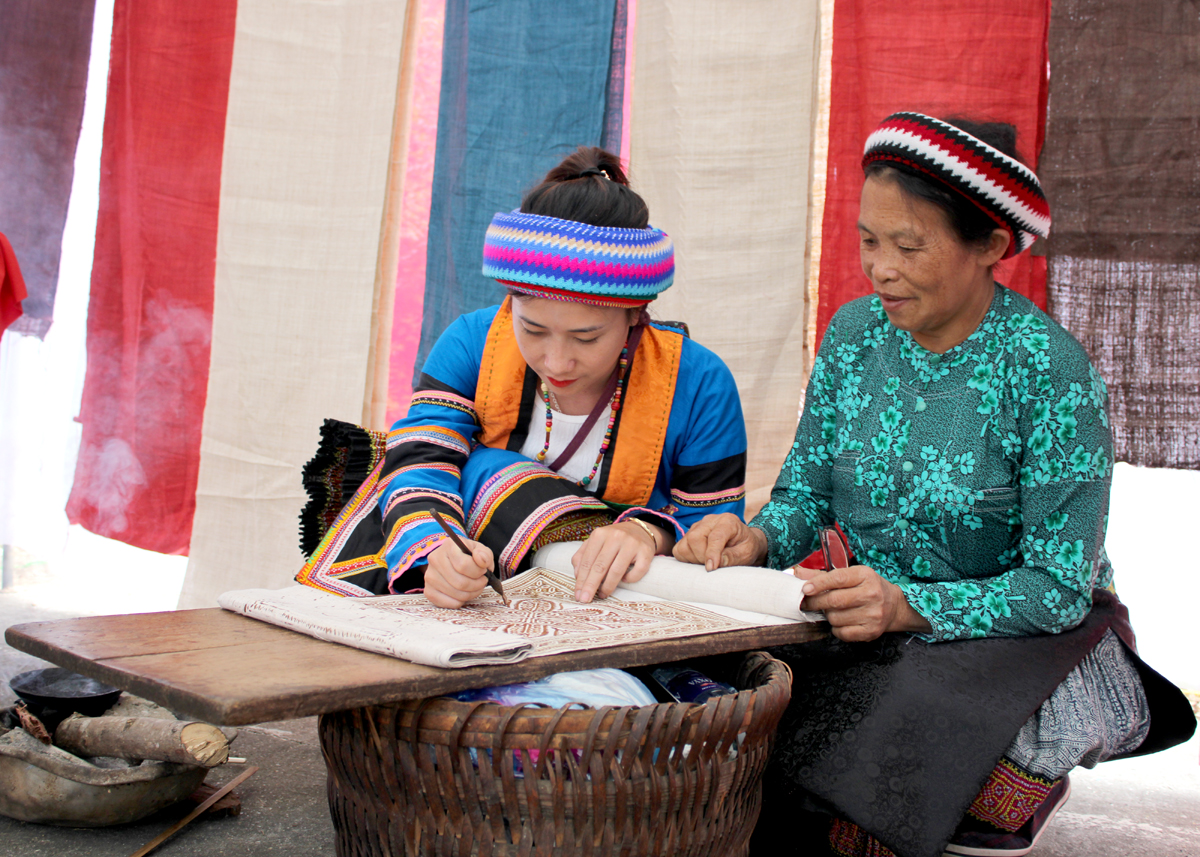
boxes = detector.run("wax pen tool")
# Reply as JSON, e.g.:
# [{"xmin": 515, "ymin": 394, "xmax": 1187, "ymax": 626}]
[{"xmin": 430, "ymin": 510, "xmax": 509, "ymax": 607}]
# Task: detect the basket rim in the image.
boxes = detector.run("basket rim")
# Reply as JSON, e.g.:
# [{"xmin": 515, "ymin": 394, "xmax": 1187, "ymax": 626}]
[{"xmin": 379, "ymin": 651, "xmax": 790, "ymax": 719}]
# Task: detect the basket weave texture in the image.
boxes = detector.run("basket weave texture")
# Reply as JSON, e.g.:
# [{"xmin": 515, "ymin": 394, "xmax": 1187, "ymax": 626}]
[{"xmin": 319, "ymin": 652, "xmax": 792, "ymax": 857}]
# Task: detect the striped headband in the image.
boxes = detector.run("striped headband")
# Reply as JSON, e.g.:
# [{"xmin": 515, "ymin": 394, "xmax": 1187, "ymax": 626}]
[
  {"xmin": 482, "ymin": 210, "xmax": 674, "ymax": 307},
  {"xmin": 862, "ymin": 112, "xmax": 1051, "ymax": 258}
]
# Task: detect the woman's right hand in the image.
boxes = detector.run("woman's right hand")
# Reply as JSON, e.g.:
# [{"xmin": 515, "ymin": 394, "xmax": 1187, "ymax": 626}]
[
  {"xmin": 672, "ymin": 513, "xmax": 769, "ymax": 571},
  {"xmin": 423, "ymin": 538, "xmax": 494, "ymax": 608},
  {"xmin": 798, "ymin": 565, "xmax": 933, "ymax": 641}
]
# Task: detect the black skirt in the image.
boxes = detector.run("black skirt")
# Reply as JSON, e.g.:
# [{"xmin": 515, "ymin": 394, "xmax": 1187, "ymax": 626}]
[{"xmin": 754, "ymin": 590, "xmax": 1195, "ymax": 857}]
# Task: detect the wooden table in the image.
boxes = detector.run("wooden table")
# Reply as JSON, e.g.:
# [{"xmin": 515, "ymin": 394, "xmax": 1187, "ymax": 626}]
[
  {"xmin": 7, "ymin": 609, "xmax": 826, "ymax": 855},
  {"xmin": 5, "ymin": 608, "xmax": 826, "ymax": 725}
]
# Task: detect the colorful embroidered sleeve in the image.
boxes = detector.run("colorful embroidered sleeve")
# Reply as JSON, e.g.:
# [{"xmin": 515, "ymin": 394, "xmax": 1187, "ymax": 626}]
[
  {"xmin": 377, "ymin": 308, "xmax": 497, "ymax": 586},
  {"xmin": 658, "ymin": 338, "xmax": 748, "ymax": 533},
  {"xmin": 899, "ymin": 325, "xmax": 1115, "ymax": 641}
]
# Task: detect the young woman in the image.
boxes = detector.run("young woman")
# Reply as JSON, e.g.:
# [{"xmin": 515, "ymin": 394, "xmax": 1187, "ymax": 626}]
[{"xmin": 298, "ymin": 146, "xmax": 747, "ymax": 607}]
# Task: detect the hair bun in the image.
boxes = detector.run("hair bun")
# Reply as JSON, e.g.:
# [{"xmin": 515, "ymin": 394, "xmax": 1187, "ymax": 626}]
[{"xmin": 520, "ymin": 145, "xmax": 647, "ymax": 227}]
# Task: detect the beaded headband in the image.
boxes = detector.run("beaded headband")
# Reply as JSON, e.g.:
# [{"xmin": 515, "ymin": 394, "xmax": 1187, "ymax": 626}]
[
  {"xmin": 862, "ymin": 112, "xmax": 1051, "ymax": 258},
  {"xmin": 482, "ymin": 210, "xmax": 674, "ymax": 306}
]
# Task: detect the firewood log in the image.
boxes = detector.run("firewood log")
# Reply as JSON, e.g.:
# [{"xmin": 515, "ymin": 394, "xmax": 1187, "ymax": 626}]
[{"xmin": 54, "ymin": 714, "xmax": 233, "ymax": 767}]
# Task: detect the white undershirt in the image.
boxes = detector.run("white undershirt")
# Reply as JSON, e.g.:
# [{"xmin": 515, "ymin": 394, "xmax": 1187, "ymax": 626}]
[{"xmin": 519, "ymin": 402, "xmax": 609, "ymax": 491}]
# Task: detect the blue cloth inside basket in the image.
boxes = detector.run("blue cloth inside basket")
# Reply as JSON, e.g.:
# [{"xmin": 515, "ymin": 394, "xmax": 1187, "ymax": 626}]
[{"xmin": 448, "ymin": 668, "xmax": 655, "ymax": 709}]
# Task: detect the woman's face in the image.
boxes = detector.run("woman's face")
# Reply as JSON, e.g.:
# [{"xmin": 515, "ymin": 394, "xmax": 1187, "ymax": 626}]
[
  {"xmin": 858, "ymin": 173, "xmax": 1008, "ymax": 353},
  {"xmin": 512, "ymin": 296, "xmax": 634, "ymax": 410}
]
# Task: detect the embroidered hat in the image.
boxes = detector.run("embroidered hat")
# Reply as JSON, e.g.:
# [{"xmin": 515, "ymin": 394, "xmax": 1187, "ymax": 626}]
[
  {"xmin": 482, "ymin": 210, "xmax": 674, "ymax": 307},
  {"xmin": 862, "ymin": 112, "xmax": 1051, "ymax": 258}
]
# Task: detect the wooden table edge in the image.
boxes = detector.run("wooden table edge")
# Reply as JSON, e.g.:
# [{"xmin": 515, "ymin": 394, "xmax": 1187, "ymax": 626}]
[{"xmin": 6, "ymin": 613, "xmax": 828, "ymax": 726}]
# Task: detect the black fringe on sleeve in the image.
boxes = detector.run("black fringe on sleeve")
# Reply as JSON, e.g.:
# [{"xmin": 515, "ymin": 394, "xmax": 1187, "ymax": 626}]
[{"xmin": 298, "ymin": 419, "xmax": 387, "ymax": 557}]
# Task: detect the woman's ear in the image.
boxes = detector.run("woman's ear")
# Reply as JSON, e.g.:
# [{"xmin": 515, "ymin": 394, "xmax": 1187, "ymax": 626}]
[{"xmin": 981, "ymin": 228, "xmax": 1011, "ymax": 267}]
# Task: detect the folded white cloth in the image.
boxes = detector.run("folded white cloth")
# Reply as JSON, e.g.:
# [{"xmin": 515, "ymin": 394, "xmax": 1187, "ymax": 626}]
[
  {"xmin": 218, "ymin": 585, "xmax": 531, "ymax": 668},
  {"xmin": 533, "ymin": 542, "xmax": 821, "ymax": 622}
]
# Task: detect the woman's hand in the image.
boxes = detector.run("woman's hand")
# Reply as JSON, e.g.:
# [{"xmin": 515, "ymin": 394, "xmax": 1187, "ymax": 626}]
[
  {"xmin": 672, "ymin": 513, "xmax": 768, "ymax": 571},
  {"xmin": 571, "ymin": 521, "xmax": 664, "ymax": 603},
  {"xmin": 798, "ymin": 565, "xmax": 932, "ymax": 641},
  {"xmin": 423, "ymin": 538, "xmax": 495, "ymax": 609}
]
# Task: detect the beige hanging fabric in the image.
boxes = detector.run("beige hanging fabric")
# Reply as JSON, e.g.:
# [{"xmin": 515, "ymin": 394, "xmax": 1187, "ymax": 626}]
[
  {"xmin": 179, "ymin": 0, "xmax": 410, "ymax": 607},
  {"xmin": 629, "ymin": 0, "xmax": 825, "ymax": 515}
]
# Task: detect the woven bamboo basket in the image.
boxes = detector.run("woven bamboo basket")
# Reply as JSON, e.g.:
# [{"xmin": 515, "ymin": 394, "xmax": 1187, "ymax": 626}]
[{"xmin": 319, "ymin": 652, "xmax": 792, "ymax": 857}]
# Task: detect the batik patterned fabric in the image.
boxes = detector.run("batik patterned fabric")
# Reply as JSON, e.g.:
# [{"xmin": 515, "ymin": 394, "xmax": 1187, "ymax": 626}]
[
  {"xmin": 371, "ymin": 567, "xmax": 747, "ymax": 658},
  {"xmin": 1005, "ymin": 627, "xmax": 1150, "ymax": 778},
  {"xmin": 529, "ymin": 510, "xmax": 615, "ymax": 555},
  {"xmin": 753, "ymin": 285, "xmax": 1115, "ymax": 642},
  {"xmin": 829, "ymin": 818, "xmax": 898, "ymax": 857},
  {"xmin": 965, "ymin": 757, "xmax": 1056, "ymax": 832},
  {"xmin": 482, "ymin": 210, "xmax": 674, "ymax": 304},
  {"xmin": 827, "ymin": 757, "xmax": 1057, "ymax": 854},
  {"xmin": 461, "ymin": 450, "xmax": 615, "ymax": 578},
  {"xmin": 297, "ymin": 302, "xmax": 745, "ymax": 595},
  {"xmin": 862, "ymin": 112, "xmax": 1051, "ymax": 258}
]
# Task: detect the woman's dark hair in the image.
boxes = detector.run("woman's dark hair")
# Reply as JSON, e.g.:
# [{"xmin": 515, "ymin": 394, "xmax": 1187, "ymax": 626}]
[
  {"xmin": 505, "ymin": 284, "xmax": 652, "ymax": 326},
  {"xmin": 521, "ymin": 146, "xmax": 650, "ymax": 228},
  {"xmin": 864, "ymin": 117, "xmax": 1025, "ymax": 247}
]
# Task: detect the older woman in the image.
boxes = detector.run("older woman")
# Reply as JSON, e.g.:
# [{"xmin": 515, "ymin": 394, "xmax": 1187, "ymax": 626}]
[
  {"xmin": 298, "ymin": 146, "xmax": 747, "ymax": 606},
  {"xmin": 677, "ymin": 114, "xmax": 1193, "ymax": 857}
]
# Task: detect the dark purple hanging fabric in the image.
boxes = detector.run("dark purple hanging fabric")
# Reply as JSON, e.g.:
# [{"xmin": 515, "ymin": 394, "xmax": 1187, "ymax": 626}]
[
  {"xmin": 0, "ymin": 0, "xmax": 96, "ymax": 338},
  {"xmin": 1042, "ymin": 0, "xmax": 1200, "ymax": 469}
]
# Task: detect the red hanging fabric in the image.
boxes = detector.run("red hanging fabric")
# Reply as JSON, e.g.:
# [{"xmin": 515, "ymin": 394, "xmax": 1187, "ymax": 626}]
[
  {"xmin": 817, "ymin": 0, "xmax": 1051, "ymax": 347},
  {"xmin": 66, "ymin": 0, "xmax": 236, "ymax": 554},
  {"xmin": 0, "ymin": 232, "xmax": 29, "ymax": 334}
]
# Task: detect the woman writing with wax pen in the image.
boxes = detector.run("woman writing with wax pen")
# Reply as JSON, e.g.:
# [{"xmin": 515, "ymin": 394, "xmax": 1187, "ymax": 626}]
[{"xmin": 297, "ymin": 146, "xmax": 748, "ymax": 609}]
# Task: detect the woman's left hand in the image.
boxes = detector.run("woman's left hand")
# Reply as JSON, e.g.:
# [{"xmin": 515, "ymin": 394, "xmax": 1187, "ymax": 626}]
[
  {"xmin": 799, "ymin": 565, "xmax": 932, "ymax": 642},
  {"xmin": 571, "ymin": 521, "xmax": 665, "ymax": 603}
]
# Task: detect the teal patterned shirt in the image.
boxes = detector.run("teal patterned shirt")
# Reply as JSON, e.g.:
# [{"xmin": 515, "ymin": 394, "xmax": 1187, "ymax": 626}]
[{"xmin": 752, "ymin": 285, "xmax": 1115, "ymax": 642}]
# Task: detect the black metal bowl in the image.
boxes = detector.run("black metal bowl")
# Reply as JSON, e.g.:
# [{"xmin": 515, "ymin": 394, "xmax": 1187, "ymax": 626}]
[{"xmin": 9, "ymin": 668, "xmax": 122, "ymax": 717}]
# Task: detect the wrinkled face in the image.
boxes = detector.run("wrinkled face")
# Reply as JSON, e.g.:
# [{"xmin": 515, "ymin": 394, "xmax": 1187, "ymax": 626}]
[
  {"xmin": 858, "ymin": 173, "xmax": 1005, "ymax": 353},
  {"xmin": 511, "ymin": 296, "xmax": 635, "ymax": 407}
]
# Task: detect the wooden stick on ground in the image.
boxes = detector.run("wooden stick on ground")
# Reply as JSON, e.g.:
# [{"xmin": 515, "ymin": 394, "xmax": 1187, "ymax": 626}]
[
  {"xmin": 129, "ymin": 766, "xmax": 258, "ymax": 857},
  {"xmin": 55, "ymin": 714, "xmax": 232, "ymax": 766}
]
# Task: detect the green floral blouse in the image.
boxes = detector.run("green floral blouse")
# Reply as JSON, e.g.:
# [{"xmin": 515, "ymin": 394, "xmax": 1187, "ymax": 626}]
[{"xmin": 752, "ymin": 285, "xmax": 1115, "ymax": 642}]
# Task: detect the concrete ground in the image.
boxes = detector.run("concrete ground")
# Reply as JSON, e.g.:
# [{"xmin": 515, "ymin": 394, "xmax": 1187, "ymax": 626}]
[
  {"xmin": 1036, "ymin": 732, "xmax": 1200, "ymax": 857},
  {"xmin": 0, "ymin": 585, "xmax": 334, "ymax": 857},
  {"xmin": 2, "ymin": 566, "xmax": 1197, "ymax": 856}
]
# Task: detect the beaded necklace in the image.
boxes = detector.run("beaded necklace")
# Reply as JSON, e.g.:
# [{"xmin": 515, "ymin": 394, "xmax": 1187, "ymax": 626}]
[{"xmin": 535, "ymin": 344, "xmax": 629, "ymax": 487}]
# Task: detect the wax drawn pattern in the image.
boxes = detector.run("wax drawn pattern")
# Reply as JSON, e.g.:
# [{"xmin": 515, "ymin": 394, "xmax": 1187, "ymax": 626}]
[{"xmin": 363, "ymin": 568, "xmax": 746, "ymax": 657}]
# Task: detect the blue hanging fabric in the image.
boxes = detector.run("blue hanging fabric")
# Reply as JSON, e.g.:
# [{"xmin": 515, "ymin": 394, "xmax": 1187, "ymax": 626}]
[{"xmin": 416, "ymin": 0, "xmax": 621, "ymax": 378}]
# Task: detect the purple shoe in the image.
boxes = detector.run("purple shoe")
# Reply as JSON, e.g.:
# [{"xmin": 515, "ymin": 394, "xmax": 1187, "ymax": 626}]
[{"xmin": 943, "ymin": 775, "xmax": 1071, "ymax": 857}]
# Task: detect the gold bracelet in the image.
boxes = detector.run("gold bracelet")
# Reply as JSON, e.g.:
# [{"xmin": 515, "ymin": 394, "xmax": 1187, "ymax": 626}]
[{"xmin": 626, "ymin": 517, "xmax": 660, "ymax": 552}]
